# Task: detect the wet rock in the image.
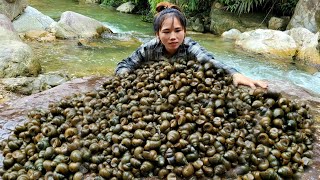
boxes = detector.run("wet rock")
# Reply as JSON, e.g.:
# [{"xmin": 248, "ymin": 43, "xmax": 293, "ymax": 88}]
[
  {"xmin": 0, "ymin": 0, "xmax": 27, "ymax": 21},
  {"xmin": 235, "ymin": 29, "xmax": 297, "ymax": 60},
  {"xmin": 221, "ymin": 29, "xmax": 241, "ymax": 40},
  {"xmin": 0, "ymin": 15, "xmax": 20, "ymax": 41},
  {"xmin": 0, "ymin": 14, "xmax": 15, "ymax": 32},
  {"xmin": 0, "ymin": 13, "xmax": 41, "ymax": 78},
  {"xmin": 12, "ymin": 6, "xmax": 55, "ymax": 33},
  {"xmin": 268, "ymin": 16, "xmax": 290, "ymax": 31},
  {"xmin": 0, "ymin": 76, "xmax": 108, "ymax": 125},
  {"xmin": 287, "ymin": 0, "xmax": 320, "ymax": 33},
  {"xmin": 192, "ymin": 17, "xmax": 204, "ymax": 33},
  {"xmin": 286, "ymin": 28, "xmax": 320, "ymax": 65},
  {"xmin": 51, "ymin": 11, "xmax": 113, "ymax": 39},
  {"xmin": 24, "ymin": 30, "xmax": 56, "ymax": 42},
  {"xmin": 116, "ymin": 2, "xmax": 136, "ymax": 13},
  {"xmin": 0, "ymin": 73, "xmax": 70, "ymax": 95},
  {"xmin": 209, "ymin": 5, "xmax": 267, "ymax": 35},
  {"xmin": 0, "ymin": 40, "xmax": 41, "ymax": 78},
  {"xmin": 79, "ymin": 0, "xmax": 101, "ymax": 4}
]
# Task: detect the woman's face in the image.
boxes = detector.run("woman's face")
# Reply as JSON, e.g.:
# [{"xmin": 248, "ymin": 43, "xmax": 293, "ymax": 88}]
[{"xmin": 157, "ymin": 16, "xmax": 186, "ymax": 56}]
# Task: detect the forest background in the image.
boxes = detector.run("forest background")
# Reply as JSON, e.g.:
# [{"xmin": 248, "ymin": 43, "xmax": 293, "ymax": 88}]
[{"xmin": 100, "ymin": 0, "xmax": 298, "ymax": 20}]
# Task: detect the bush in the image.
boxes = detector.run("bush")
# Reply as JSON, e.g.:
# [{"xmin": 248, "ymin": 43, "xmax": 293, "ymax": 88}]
[
  {"xmin": 217, "ymin": 0, "xmax": 298, "ymax": 16},
  {"xmin": 101, "ymin": 0, "xmax": 125, "ymax": 7}
]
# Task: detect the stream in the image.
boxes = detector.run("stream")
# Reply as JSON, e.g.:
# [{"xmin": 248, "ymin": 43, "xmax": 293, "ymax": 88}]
[{"xmin": 27, "ymin": 0, "xmax": 320, "ymax": 95}]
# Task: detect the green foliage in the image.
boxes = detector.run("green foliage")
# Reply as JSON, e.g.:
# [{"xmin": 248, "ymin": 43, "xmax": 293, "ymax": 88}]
[
  {"xmin": 274, "ymin": 0, "xmax": 298, "ymax": 16},
  {"xmin": 218, "ymin": 0, "xmax": 265, "ymax": 14},
  {"xmin": 148, "ymin": 0, "xmax": 164, "ymax": 13},
  {"xmin": 218, "ymin": 0, "xmax": 298, "ymax": 16},
  {"xmin": 102, "ymin": 0, "xmax": 297, "ymax": 19},
  {"xmin": 177, "ymin": 0, "xmax": 214, "ymax": 15},
  {"xmin": 101, "ymin": 0, "xmax": 125, "ymax": 7},
  {"xmin": 101, "ymin": 0, "xmax": 144, "ymax": 7}
]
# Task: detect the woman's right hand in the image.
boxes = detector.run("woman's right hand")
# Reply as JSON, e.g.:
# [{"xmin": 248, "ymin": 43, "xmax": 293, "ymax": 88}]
[{"xmin": 232, "ymin": 73, "xmax": 268, "ymax": 89}]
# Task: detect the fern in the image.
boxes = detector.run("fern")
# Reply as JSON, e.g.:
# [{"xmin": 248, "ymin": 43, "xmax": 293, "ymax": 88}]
[{"xmin": 218, "ymin": 0, "xmax": 298, "ymax": 15}]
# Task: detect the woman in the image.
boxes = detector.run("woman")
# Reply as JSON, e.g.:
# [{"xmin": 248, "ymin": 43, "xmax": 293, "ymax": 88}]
[{"xmin": 115, "ymin": 2, "xmax": 267, "ymax": 89}]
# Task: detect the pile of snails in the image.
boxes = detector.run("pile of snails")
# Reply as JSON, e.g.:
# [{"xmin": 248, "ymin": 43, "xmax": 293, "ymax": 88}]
[{"xmin": 0, "ymin": 58, "xmax": 314, "ymax": 180}]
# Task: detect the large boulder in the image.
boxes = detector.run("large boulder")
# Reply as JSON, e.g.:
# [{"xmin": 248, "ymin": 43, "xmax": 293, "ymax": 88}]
[
  {"xmin": 0, "ymin": 14, "xmax": 15, "ymax": 31},
  {"xmin": 268, "ymin": 16, "xmax": 290, "ymax": 31},
  {"xmin": 287, "ymin": 0, "xmax": 320, "ymax": 33},
  {"xmin": 0, "ymin": 14, "xmax": 20, "ymax": 41},
  {"xmin": 51, "ymin": 11, "xmax": 112, "ymax": 39},
  {"xmin": 0, "ymin": 0, "xmax": 27, "ymax": 20},
  {"xmin": 235, "ymin": 29, "xmax": 297, "ymax": 60},
  {"xmin": 12, "ymin": 6, "xmax": 55, "ymax": 32},
  {"xmin": 209, "ymin": 2, "xmax": 267, "ymax": 35},
  {"xmin": 1, "ymin": 73, "xmax": 70, "ymax": 95},
  {"xmin": 116, "ymin": 2, "xmax": 135, "ymax": 13},
  {"xmin": 0, "ymin": 40, "xmax": 41, "ymax": 78},
  {"xmin": 286, "ymin": 27, "xmax": 315, "ymax": 48},
  {"xmin": 0, "ymin": 18, "xmax": 41, "ymax": 77},
  {"xmin": 191, "ymin": 17, "xmax": 205, "ymax": 33},
  {"xmin": 286, "ymin": 28, "xmax": 320, "ymax": 65},
  {"xmin": 221, "ymin": 29, "xmax": 241, "ymax": 40}
]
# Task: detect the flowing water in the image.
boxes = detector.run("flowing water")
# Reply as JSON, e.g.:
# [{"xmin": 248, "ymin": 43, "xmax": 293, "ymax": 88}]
[{"xmin": 28, "ymin": 0, "xmax": 320, "ymax": 94}]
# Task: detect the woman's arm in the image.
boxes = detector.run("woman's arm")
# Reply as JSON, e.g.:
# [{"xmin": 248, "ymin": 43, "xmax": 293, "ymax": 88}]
[
  {"xmin": 185, "ymin": 38, "xmax": 268, "ymax": 89},
  {"xmin": 185, "ymin": 37, "xmax": 238, "ymax": 74},
  {"xmin": 115, "ymin": 38, "xmax": 159, "ymax": 75}
]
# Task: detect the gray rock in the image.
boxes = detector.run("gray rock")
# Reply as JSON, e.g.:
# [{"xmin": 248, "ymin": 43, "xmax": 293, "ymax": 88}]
[
  {"xmin": 0, "ymin": 16, "xmax": 20, "ymax": 41},
  {"xmin": 0, "ymin": 14, "xmax": 15, "ymax": 31},
  {"xmin": 76, "ymin": 0, "xmax": 101, "ymax": 4},
  {"xmin": 0, "ymin": 76, "xmax": 109, "ymax": 123},
  {"xmin": 235, "ymin": 29, "xmax": 297, "ymax": 60},
  {"xmin": 0, "ymin": 40, "xmax": 41, "ymax": 78},
  {"xmin": 12, "ymin": 6, "xmax": 55, "ymax": 32},
  {"xmin": 286, "ymin": 27, "xmax": 315, "ymax": 48},
  {"xmin": 192, "ymin": 17, "xmax": 204, "ymax": 32},
  {"xmin": 52, "ymin": 11, "xmax": 112, "ymax": 39},
  {"xmin": 268, "ymin": 16, "xmax": 290, "ymax": 31},
  {"xmin": 38, "ymin": 73, "xmax": 69, "ymax": 87},
  {"xmin": 221, "ymin": 29, "xmax": 241, "ymax": 40},
  {"xmin": 1, "ymin": 77, "xmax": 36, "ymax": 95},
  {"xmin": 0, "ymin": 0, "xmax": 28, "ymax": 20},
  {"xmin": 1, "ymin": 73, "xmax": 70, "ymax": 95},
  {"xmin": 287, "ymin": 0, "xmax": 320, "ymax": 33},
  {"xmin": 116, "ymin": 2, "xmax": 135, "ymax": 13},
  {"xmin": 209, "ymin": 7, "xmax": 267, "ymax": 35},
  {"xmin": 286, "ymin": 28, "xmax": 320, "ymax": 65}
]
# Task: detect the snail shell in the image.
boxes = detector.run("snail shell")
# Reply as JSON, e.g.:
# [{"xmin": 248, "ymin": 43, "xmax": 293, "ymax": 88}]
[{"xmin": 182, "ymin": 163, "xmax": 194, "ymax": 177}]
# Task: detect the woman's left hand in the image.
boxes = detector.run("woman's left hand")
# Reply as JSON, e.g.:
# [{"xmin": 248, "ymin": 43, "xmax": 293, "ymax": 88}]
[{"xmin": 232, "ymin": 73, "xmax": 268, "ymax": 89}]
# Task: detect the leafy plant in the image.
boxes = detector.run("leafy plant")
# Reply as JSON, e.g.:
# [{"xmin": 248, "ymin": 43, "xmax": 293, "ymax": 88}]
[
  {"xmin": 217, "ymin": 0, "xmax": 298, "ymax": 16},
  {"xmin": 175, "ymin": 0, "xmax": 214, "ymax": 14},
  {"xmin": 274, "ymin": 0, "xmax": 298, "ymax": 16},
  {"xmin": 101, "ymin": 0, "xmax": 125, "ymax": 7},
  {"xmin": 218, "ymin": 0, "xmax": 265, "ymax": 14}
]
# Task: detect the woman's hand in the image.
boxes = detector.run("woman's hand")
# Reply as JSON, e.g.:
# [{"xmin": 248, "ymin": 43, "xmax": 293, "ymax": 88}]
[
  {"xmin": 232, "ymin": 73, "xmax": 268, "ymax": 89},
  {"xmin": 116, "ymin": 68, "xmax": 130, "ymax": 76}
]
